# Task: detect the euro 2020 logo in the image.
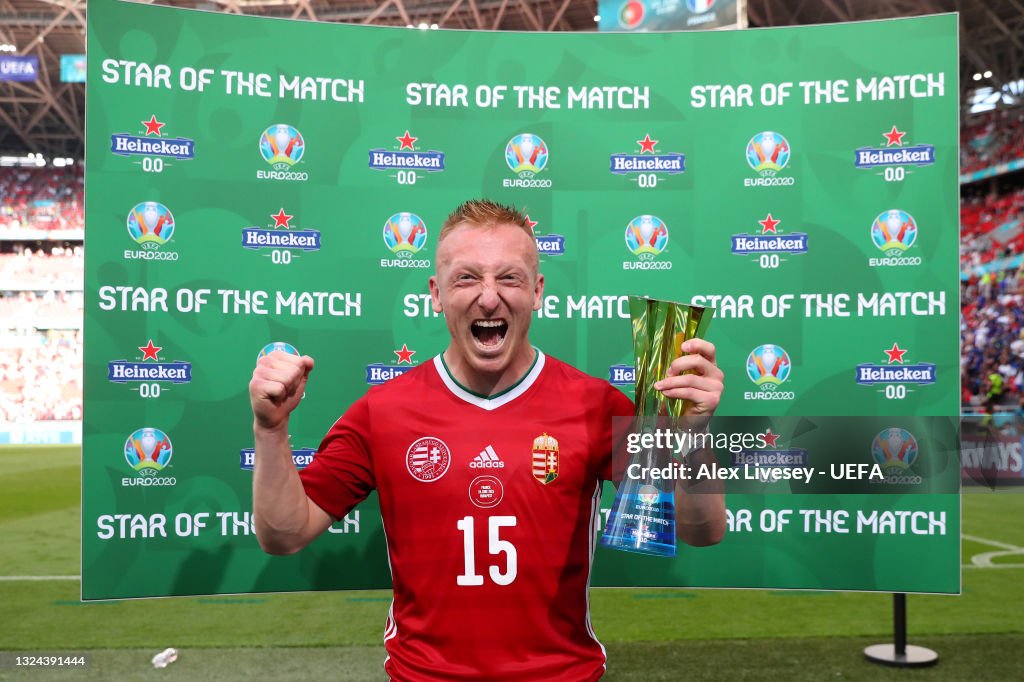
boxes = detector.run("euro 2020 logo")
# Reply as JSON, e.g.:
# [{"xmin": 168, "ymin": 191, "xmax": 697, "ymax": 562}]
[
  {"xmin": 638, "ymin": 484, "xmax": 660, "ymax": 506},
  {"xmin": 505, "ymin": 133, "xmax": 548, "ymax": 177},
  {"xmin": 870, "ymin": 428, "xmax": 922, "ymax": 485},
  {"xmin": 746, "ymin": 344, "xmax": 791, "ymax": 388},
  {"xmin": 871, "ymin": 209, "xmax": 918, "ymax": 256},
  {"xmin": 260, "ymin": 124, "xmax": 305, "ymax": 170},
  {"xmin": 383, "ymin": 212, "xmax": 428, "ymax": 258},
  {"xmin": 625, "ymin": 215, "xmax": 668, "ymax": 260},
  {"xmin": 126, "ymin": 202, "xmax": 174, "ymax": 249},
  {"xmin": 871, "ymin": 428, "xmax": 919, "ymax": 470},
  {"xmin": 258, "ymin": 342, "xmax": 300, "ymax": 360},
  {"xmin": 124, "ymin": 427, "xmax": 173, "ymax": 476},
  {"xmin": 746, "ymin": 131, "xmax": 790, "ymax": 175}
]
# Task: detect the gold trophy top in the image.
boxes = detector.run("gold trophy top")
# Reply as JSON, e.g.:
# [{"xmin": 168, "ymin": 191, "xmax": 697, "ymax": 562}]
[{"xmin": 629, "ymin": 296, "xmax": 714, "ymax": 419}]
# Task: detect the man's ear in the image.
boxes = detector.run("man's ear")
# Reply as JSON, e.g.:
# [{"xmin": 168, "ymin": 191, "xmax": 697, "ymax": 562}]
[
  {"xmin": 429, "ymin": 275, "xmax": 443, "ymax": 313},
  {"xmin": 533, "ymin": 273, "xmax": 545, "ymax": 311}
]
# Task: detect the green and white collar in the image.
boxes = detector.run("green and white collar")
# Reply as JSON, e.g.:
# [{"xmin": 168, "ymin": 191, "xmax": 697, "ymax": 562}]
[{"xmin": 433, "ymin": 349, "xmax": 545, "ymax": 411}]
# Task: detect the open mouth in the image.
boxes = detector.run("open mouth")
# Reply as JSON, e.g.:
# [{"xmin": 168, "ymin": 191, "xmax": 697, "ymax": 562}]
[{"xmin": 471, "ymin": 319, "xmax": 508, "ymax": 350}]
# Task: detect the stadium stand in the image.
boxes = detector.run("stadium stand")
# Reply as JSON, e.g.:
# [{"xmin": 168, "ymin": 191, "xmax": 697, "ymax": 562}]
[
  {"xmin": 0, "ymin": 330, "xmax": 82, "ymax": 422},
  {"xmin": 0, "ymin": 167, "xmax": 84, "ymax": 422},
  {"xmin": 960, "ymin": 105, "xmax": 1024, "ymax": 176},
  {"xmin": 959, "ymin": 105, "xmax": 1024, "ymax": 411},
  {"xmin": 0, "ymin": 245, "xmax": 84, "ymax": 290},
  {"xmin": 961, "ymin": 267, "xmax": 1024, "ymax": 409},
  {"xmin": 0, "ymin": 166, "xmax": 84, "ymax": 236}
]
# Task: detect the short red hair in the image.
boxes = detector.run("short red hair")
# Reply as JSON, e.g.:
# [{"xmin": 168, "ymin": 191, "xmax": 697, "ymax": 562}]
[{"xmin": 439, "ymin": 199, "xmax": 534, "ymax": 242}]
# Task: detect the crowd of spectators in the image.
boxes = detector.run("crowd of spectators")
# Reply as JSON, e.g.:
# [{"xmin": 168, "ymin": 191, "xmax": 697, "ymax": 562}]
[
  {"xmin": 961, "ymin": 106, "xmax": 1024, "ymax": 176},
  {"xmin": 0, "ymin": 291, "xmax": 83, "ymax": 330},
  {"xmin": 959, "ymin": 104, "xmax": 1024, "ymax": 411},
  {"xmin": 961, "ymin": 260, "xmax": 1024, "ymax": 410},
  {"xmin": 0, "ymin": 166, "xmax": 83, "ymax": 235},
  {"xmin": 960, "ymin": 187, "xmax": 1024, "ymax": 273},
  {"xmin": 0, "ymin": 245, "xmax": 84, "ymax": 290},
  {"xmin": 0, "ymin": 331, "xmax": 82, "ymax": 422},
  {"xmin": 0, "ymin": 242, "xmax": 83, "ymax": 422}
]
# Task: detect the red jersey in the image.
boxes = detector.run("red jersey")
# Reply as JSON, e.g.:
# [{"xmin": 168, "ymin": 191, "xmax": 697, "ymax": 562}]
[{"xmin": 299, "ymin": 351, "xmax": 634, "ymax": 681}]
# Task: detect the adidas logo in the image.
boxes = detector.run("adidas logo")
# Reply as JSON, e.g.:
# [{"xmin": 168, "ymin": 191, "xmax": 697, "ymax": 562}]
[{"xmin": 470, "ymin": 445, "xmax": 505, "ymax": 469}]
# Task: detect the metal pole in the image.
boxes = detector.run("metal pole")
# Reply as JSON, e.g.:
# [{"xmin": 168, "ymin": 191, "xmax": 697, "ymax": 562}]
[
  {"xmin": 864, "ymin": 593, "xmax": 938, "ymax": 667},
  {"xmin": 894, "ymin": 593, "xmax": 907, "ymax": 656}
]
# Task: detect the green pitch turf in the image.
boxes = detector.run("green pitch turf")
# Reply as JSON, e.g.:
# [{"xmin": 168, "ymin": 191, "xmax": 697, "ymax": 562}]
[{"xmin": 2, "ymin": 445, "xmax": 1023, "ymax": 680}]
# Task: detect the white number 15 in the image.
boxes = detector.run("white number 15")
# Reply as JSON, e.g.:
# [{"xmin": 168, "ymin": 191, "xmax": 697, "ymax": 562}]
[{"xmin": 456, "ymin": 515, "xmax": 517, "ymax": 586}]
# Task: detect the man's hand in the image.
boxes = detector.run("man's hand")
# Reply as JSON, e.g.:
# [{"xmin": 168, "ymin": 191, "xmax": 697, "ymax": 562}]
[
  {"xmin": 656, "ymin": 339, "xmax": 727, "ymax": 547},
  {"xmin": 653, "ymin": 339, "xmax": 724, "ymax": 417},
  {"xmin": 249, "ymin": 351, "xmax": 315, "ymax": 431}
]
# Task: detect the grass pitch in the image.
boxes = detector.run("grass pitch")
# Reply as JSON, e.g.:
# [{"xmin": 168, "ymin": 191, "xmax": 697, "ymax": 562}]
[{"xmin": 2, "ymin": 445, "xmax": 1022, "ymax": 680}]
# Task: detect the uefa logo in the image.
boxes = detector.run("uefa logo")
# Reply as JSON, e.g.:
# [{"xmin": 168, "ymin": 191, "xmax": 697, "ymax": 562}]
[
  {"xmin": 871, "ymin": 209, "xmax": 917, "ymax": 254},
  {"xmin": 625, "ymin": 215, "xmax": 669, "ymax": 260},
  {"xmin": 126, "ymin": 201, "xmax": 174, "ymax": 249},
  {"xmin": 124, "ymin": 428, "xmax": 173, "ymax": 476},
  {"xmin": 258, "ymin": 342, "xmax": 300, "ymax": 360},
  {"xmin": 746, "ymin": 344, "xmax": 791, "ymax": 388},
  {"xmin": 746, "ymin": 131, "xmax": 790, "ymax": 174},
  {"xmin": 383, "ymin": 212, "xmax": 428, "ymax": 257},
  {"xmin": 259, "ymin": 124, "xmax": 304, "ymax": 169},
  {"xmin": 871, "ymin": 428, "xmax": 919, "ymax": 471},
  {"xmin": 506, "ymin": 133, "xmax": 548, "ymax": 175},
  {"xmin": 688, "ymin": 0, "xmax": 716, "ymax": 13}
]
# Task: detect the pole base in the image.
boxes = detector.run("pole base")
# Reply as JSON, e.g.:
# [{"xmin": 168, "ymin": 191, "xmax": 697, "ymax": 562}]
[{"xmin": 863, "ymin": 644, "xmax": 939, "ymax": 668}]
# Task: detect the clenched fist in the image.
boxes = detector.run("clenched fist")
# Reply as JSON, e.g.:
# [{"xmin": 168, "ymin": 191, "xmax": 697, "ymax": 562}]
[{"xmin": 249, "ymin": 351, "xmax": 315, "ymax": 431}]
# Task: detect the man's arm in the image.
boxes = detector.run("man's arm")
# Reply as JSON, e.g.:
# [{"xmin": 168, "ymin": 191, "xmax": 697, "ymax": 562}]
[
  {"xmin": 655, "ymin": 339, "xmax": 728, "ymax": 547},
  {"xmin": 674, "ymin": 447, "xmax": 726, "ymax": 547},
  {"xmin": 249, "ymin": 351, "xmax": 334, "ymax": 555}
]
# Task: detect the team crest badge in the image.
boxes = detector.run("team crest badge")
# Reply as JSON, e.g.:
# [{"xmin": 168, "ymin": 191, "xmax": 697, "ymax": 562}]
[
  {"xmin": 531, "ymin": 432, "xmax": 559, "ymax": 484},
  {"xmin": 406, "ymin": 436, "xmax": 451, "ymax": 483}
]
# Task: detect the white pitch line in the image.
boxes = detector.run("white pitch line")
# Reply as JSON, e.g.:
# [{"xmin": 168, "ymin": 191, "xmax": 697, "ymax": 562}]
[
  {"xmin": 962, "ymin": 533, "xmax": 1024, "ymax": 568},
  {"xmin": 0, "ymin": 576, "xmax": 80, "ymax": 581},
  {"xmin": 963, "ymin": 564, "xmax": 1024, "ymax": 569},
  {"xmin": 962, "ymin": 533, "xmax": 1024, "ymax": 551}
]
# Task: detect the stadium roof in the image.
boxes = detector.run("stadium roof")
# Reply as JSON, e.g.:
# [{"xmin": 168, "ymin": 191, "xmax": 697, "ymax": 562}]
[{"xmin": 1, "ymin": 0, "xmax": 1021, "ymax": 158}]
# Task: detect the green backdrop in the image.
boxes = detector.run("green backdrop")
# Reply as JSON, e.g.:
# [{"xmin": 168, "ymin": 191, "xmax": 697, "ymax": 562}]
[{"xmin": 83, "ymin": 0, "xmax": 960, "ymax": 599}]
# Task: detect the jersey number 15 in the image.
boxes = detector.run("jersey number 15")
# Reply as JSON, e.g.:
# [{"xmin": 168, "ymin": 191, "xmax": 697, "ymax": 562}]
[{"xmin": 456, "ymin": 515, "xmax": 517, "ymax": 586}]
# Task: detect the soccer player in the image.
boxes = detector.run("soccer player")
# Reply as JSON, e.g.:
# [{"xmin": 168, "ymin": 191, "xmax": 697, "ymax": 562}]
[{"xmin": 249, "ymin": 200, "xmax": 726, "ymax": 680}]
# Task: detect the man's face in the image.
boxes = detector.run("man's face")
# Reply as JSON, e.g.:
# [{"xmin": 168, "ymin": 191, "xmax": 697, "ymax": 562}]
[{"xmin": 429, "ymin": 222, "xmax": 543, "ymax": 376}]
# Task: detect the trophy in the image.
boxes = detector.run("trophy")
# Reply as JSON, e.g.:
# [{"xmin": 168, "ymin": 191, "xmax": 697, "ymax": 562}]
[{"xmin": 599, "ymin": 296, "xmax": 714, "ymax": 557}]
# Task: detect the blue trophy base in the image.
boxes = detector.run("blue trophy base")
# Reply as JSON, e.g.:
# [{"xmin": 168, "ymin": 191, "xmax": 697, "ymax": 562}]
[
  {"xmin": 600, "ymin": 488, "xmax": 677, "ymax": 558},
  {"xmin": 599, "ymin": 535, "xmax": 676, "ymax": 558}
]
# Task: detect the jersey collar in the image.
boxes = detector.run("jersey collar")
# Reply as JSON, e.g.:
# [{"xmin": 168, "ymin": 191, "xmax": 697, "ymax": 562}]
[{"xmin": 433, "ymin": 349, "xmax": 545, "ymax": 411}]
